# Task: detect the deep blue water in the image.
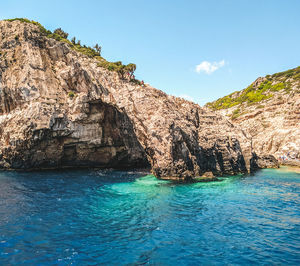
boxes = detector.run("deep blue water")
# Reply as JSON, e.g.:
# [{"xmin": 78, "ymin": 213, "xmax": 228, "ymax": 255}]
[{"xmin": 0, "ymin": 168, "xmax": 299, "ymax": 265}]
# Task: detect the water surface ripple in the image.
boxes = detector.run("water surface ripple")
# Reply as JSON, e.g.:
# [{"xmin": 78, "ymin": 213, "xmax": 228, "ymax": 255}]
[{"xmin": 0, "ymin": 168, "xmax": 299, "ymax": 265}]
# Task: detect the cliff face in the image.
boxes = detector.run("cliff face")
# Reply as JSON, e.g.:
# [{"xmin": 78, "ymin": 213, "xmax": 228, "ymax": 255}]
[
  {"xmin": 206, "ymin": 68, "xmax": 300, "ymax": 161},
  {"xmin": 0, "ymin": 20, "xmax": 262, "ymax": 180}
]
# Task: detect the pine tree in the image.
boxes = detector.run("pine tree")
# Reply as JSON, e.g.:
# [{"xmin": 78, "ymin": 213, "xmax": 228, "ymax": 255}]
[
  {"xmin": 53, "ymin": 28, "xmax": 69, "ymax": 39},
  {"xmin": 94, "ymin": 44, "xmax": 102, "ymax": 56}
]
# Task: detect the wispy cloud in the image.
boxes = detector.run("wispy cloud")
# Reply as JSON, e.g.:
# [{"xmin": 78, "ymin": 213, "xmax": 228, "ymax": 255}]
[{"xmin": 195, "ymin": 60, "xmax": 225, "ymax": 74}]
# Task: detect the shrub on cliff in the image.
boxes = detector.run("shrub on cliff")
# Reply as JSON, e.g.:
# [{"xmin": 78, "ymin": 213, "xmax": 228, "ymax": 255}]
[
  {"xmin": 5, "ymin": 18, "xmax": 52, "ymax": 35},
  {"xmin": 231, "ymin": 108, "xmax": 241, "ymax": 120},
  {"xmin": 207, "ymin": 80, "xmax": 286, "ymax": 109},
  {"xmin": 53, "ymin": 28, "xmax": 69, "ymax": 39},
  {"xmin": 125, "ymin": 63, "xmax": 136, "ymax": 77},
  {"xmin": 5, "ymin": 18, "xmax": 139, "ymax": 83},
  {"xmin": 270, "ymin": 82, "xmax": 285, "ymax": 92},
  {"xmin": 97, "ymin": 61, "xmax": 137, "ymax": 79},
  {"xmin": 272, "ymin": 66, "xmax": 300, "ymax": 81},
  {"xmin": 206, "ymin": 64, "xmax": 300, "ymax": 110},
  {"xmin": 68, "ymin": 91, "xmax": 75, "ymax": 98},
  {"xmin": 94, "ymin": 44, "xmax": 101, "ymax": 56}
]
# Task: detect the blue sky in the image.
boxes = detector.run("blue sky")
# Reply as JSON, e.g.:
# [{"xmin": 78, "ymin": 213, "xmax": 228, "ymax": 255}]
[{"xmin": 1, "ymin": 0, "xmax": 300, "ymax": 105}]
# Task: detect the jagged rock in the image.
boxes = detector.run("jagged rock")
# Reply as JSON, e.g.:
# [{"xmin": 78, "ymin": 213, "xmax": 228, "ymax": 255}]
[
  {"xmin": 206, "ymin": 67, "xmax": 300, "ymax": 163},
  {"xmin": 251, "ymin": 154, "xmax": 280, "ymax": 170},
  {"xmin": 0, "ymin": 20, "xmax": 260, "ymax": 180}
]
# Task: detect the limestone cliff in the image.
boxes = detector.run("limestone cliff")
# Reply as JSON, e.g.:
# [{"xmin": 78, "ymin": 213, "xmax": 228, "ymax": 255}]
[
  {"xmin": 206, "ymin": 67, "xmax": 300, "ymax": 162},
  {"xmin": 0, "ymin": 19, "xmax": 262, "ymax": 180}
]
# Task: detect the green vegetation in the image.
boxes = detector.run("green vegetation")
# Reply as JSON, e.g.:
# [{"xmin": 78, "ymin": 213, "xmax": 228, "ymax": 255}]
[
  {"xmin": 270, "ymin": 82, "xmax": 285, "ymax": 91},
  {"xmin": 68, "ymin": 91, "xmax": 75, "ymax": 98},
  {"xmin": 206, "ymin": 83, "xmax": 274, "ymax": 110},
  {"xmin": 97, "ymin": 61, "xmax": 137, "ymax": 79},
  {"xmin": 231, "ymin": 108, "xmax": 241, "ymax": 120},
  {"xmin": 5, "ymin": 18, "xmax": 137, "ymax": 79},
  {"xmin": 53, "ymin": 28, "xmax": 68, "ymax": 39},
  {"xmin": 93, "ymin": 43, "xmax": 101, "ymax": 56},
  {"xmin": 206, "ymin": 66, "xmax": 300, "ymax": 110},
  {"xmin": 5, "ymin": 18, "xmax": 51, "ymax": 35},
  {"xmin": 272, "ymin": 66, "xmax": 300, "ymax": 80}
]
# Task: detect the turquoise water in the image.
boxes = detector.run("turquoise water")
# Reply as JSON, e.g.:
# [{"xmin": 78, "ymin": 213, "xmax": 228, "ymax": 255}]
[{"xmin": 0, "ymin": 168, "xmax": 299, "ymax": 265}]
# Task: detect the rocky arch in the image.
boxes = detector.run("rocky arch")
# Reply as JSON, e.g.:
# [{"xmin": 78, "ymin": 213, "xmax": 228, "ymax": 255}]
[{"xmin": 1, "ymin": 101, "xmax": 150, "ymax": 170}]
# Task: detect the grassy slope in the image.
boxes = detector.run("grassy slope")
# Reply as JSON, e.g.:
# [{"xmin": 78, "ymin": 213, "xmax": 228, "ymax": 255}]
[{"xmin": 206, "ymin": 66, "xmax": 300, "ymax": 113}]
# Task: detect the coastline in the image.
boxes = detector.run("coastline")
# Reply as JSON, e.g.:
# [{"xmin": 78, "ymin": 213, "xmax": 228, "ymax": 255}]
[
  {"xmin": 279, "ymin": 165, "xmax": 300, "ymax": 174},
  {"xmin": 280, "ymin": 160, "xmax": 300, "ymax": 167}
]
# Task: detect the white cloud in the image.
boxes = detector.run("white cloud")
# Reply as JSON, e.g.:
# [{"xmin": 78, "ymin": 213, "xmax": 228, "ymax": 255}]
[{"xmin": 195, "ymin": 60, "xmax": 225, "ymax": 74}]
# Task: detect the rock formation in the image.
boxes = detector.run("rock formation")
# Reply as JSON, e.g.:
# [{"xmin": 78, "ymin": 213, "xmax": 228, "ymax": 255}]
[
  {"xmin": 0, "ymin": 19, "xmax": 268, "ymax": 180},
  {"xmin": 206, "ymin": 67, "xmax": 300, "ymax": 163}
]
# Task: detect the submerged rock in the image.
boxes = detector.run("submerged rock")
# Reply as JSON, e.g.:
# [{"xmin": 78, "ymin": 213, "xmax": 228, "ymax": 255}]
[{"xmin": 0, "ymin": 20, "xmax": 266, "ymax": 180}]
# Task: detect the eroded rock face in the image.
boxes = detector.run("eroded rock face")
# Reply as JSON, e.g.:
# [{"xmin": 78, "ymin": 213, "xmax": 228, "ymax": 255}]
[
  {"xmin": 0, "ymin": 100, "xmax": 149, "ymax": 169},
  {"xmin": 251, "ymin": 154, "xmax": 280, "ymax": 170},
  {"xmin": 207, "ymin": 75, "xmax": 300, "ymax": 162},
  {"xmin": 0, "ymin": 20, "xmax": 257, "ymax": 180}
]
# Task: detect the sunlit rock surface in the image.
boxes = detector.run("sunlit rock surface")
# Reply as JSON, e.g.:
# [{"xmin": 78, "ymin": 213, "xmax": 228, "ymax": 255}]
[
  {"xmin": 0, "ymin": 20, "xmax": 263, "ymax": 180},
  {"xmin": 206, "ymin": 73, "xmax": 300, "ymax": 162}
]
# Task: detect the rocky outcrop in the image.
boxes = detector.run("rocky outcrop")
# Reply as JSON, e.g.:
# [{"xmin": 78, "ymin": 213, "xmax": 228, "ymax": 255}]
[
  {"xmin": 251, "ymin": 154, "xmax": 279, "ymax": 171},
  {"xmin": 206, "ymin": 68, "xmax": 300, "ymax": 163},
  {"xmin": 0, "ymin": 20, "xmax": 259, "ymax": 180}
]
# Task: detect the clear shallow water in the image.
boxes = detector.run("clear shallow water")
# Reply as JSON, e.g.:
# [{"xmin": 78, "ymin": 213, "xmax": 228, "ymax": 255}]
[{"xmin": 0, "ymin": 168, "xmax": 299, "ymax": 265}]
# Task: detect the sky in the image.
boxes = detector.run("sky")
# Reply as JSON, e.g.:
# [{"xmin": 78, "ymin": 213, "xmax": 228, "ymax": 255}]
[{"xmin": 1, "ymin": 0, "xmax": 300, "ymax": 105}]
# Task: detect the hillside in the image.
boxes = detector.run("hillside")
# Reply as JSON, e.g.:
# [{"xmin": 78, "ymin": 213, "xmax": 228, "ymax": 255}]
[
  {"xmin": 0, "ymin": 18, "xmax": 277, "ymax": 181},
  {"xmin": 206, "ymin": 67, "xmax": 300, "ymax": 161}
]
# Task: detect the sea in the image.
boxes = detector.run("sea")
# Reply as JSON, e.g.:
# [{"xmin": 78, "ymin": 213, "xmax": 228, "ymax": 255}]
[{"xmin": 0, "ymin": 167, "xmax": 299, "ymax": 265}]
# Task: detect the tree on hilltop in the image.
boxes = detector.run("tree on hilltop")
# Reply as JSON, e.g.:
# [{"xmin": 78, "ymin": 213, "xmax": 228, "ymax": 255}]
[
  {"xmin": 53, "ymin": 28, "xmax": 69, "ymax": 39},
  {"xmin": 94, "ymin": 43, "xmax": 102, "ymax": 56},
  {"xmin": 125, "ymin": 63, "xmax": 136, "ymax": 78}
]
